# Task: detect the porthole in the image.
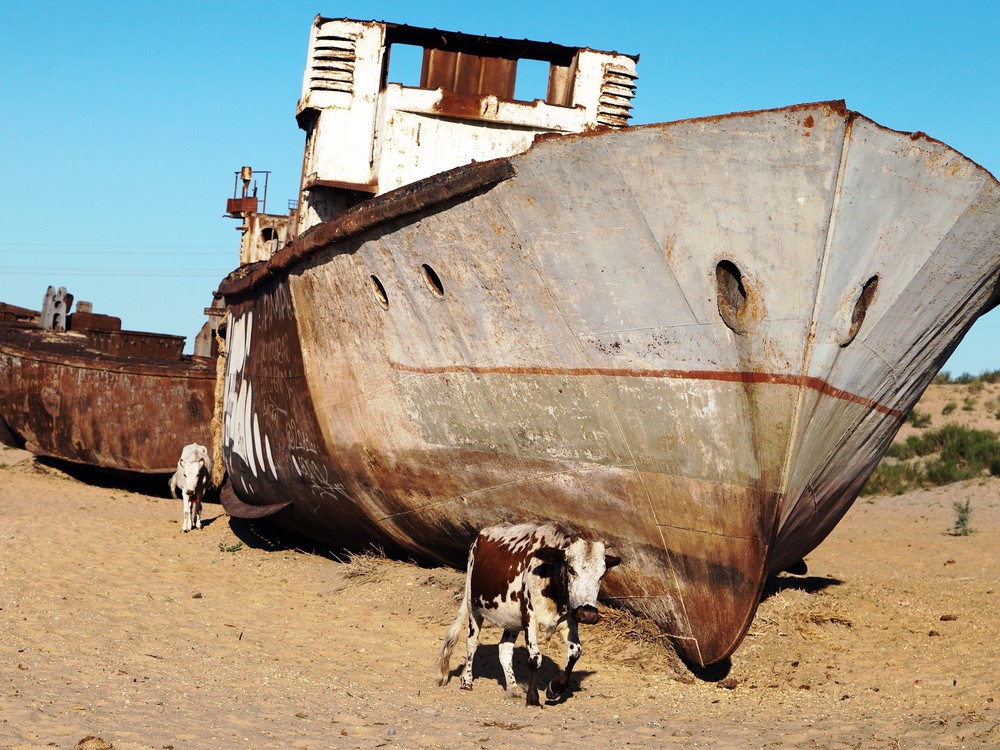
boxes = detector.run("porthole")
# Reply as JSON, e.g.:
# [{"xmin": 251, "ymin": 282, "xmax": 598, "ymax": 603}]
[
  {"xmin": 421, "ymin": 263, "xmax": 445, "ymax": 297},
  {"xmin": 370, "ymin": 275, "xmax": 389, "ymax": 310},
  {"xmin": 840, "ymin": 275, "xmax": 879, "ymax": 347},
  {"xmin": 716, "ymin": 260, "xmax": 747, "ymax": 313},
  {"xmin": 715, "ymin": 259, "xmax": 765, "ymax": 335}
]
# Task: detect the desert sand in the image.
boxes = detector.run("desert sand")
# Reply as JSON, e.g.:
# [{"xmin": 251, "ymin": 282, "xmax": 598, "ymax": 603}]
[{"xmin": 1, "ymin": 382, "xmax": 998, "ymax": 749}]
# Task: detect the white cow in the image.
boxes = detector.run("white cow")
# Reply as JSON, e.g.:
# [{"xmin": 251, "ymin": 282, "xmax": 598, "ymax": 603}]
[{"xmin": 168, "ymin": 443, "xmax": 212, "ymax": 532}]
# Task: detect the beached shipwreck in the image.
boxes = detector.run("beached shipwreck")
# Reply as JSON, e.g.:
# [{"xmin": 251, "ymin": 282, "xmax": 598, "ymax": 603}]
[
  {"xmin": 0, "ymin": 289, "xmax": 220, "ymax": 474},
  {"xmin": 217, "ymin": 17, "xmax": 1000, "ymax": 666}
]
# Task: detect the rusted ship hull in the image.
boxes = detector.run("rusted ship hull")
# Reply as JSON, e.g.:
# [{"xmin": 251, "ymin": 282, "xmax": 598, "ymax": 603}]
[
  {"xmin": 0, "ymin": 320, "xmax": 217, "ymax": 474},
  {"xmin": 218, "ymin": 102, "xmax": 1000, "ymax": 666}
]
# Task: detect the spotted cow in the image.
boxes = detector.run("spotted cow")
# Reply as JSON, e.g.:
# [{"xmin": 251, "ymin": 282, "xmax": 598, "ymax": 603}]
[{"xmin": 437, "ymin": 521, "xmax": 620, "ymax": 706}]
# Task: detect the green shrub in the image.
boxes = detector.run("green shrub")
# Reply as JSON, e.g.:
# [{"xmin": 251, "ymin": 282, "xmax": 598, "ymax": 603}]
[
  {"xmin": 980, "ymin": 369, "xmax": 1000, "ymax": 384},
  {"xmin": 935, "ymin": 371, "xmax": 1000, "ymax": 386},
  {"xmin": 925, "ymin": 456, "xmax": 968, "ymax": 485},
  {"xmin": 942, "ymin": 402, "xmax": 957, "ymax": 416},
  {"xmin": 936, "ymin": 424, "xmax": 1000, "ymax": 470},
  {"xmin": 950, "ymin": 499, "xmax": 974, "ymax": 536},
  {"xmin": 862, "ymin": 462, "xmax": 925, "ymax": 496},
  {"xmin": 862, "ymin": 424, "xmax": 1000, "ymax": 496},
  {"xmin": 906, "ymin": 409, "xmax": 931, "ymax": 428},
  {"xmin": 886, "ymin": 442, "xmax": 914, "ymax": 461}
]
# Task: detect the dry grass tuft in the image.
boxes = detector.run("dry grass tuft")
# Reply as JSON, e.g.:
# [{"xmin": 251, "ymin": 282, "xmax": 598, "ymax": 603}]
[
  {"xmin": 482, "ymin": 720, "xmax": 526, "ymax": 731},
  {"xmin": 341, "ymin": 551, "xmax": 385, "ymax": 580},
  {"xmin": 600, "ymin": 606, "xmax": 675, "ymax": 648},
  {"xmin": 592, "ymin": 605, "xmax": 691, "ymax": 678},
  {"xmin": 340, "ymin": 547, "xmax": 393, "ymax": 581},
  {"xmin": 792, "ymin": 606, "xmax": 853, "ymax": 639},
  {"xmin": 747, "ymin": 592, "xmax": 852, "ymax": 645}
]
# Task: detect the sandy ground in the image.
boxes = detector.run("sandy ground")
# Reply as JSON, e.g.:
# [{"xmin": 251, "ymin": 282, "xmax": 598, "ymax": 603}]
[{"xmin": 1, "ymin": 384, "xmax": 998, "ymax": 749}]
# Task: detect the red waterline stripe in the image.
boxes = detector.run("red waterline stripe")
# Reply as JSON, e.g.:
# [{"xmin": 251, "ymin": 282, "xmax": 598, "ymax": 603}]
[{"xmin": 387, "ymin": 361, "xmax": 904, "ymax": 420}]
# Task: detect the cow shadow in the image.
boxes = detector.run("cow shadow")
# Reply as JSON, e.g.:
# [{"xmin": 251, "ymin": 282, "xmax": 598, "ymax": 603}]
[
  {"xmin": 544, "ymin": 668, "xmax": 597, "ymax": 705},
  {"xmin": 443, "ymin": 642, "xmax": 596, "ymax": 704},
  {"xmin": 192, "ymin": 513, "xmax": 223, "ymax": 530}
]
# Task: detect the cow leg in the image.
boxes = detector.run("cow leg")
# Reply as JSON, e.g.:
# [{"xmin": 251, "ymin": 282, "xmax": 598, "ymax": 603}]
[
  {"xmin": 524, "ymin": 616, "xmax": 543, "ymax": 707},
  {"xmin": 194, "ymin": 496, "xmax": 202, "ymax": 530},
  {"xmin": 460, "ymin": 610, "xmax": 483, "ymax": 691},
  {"xmin": 182, "ymin": 495, "xmax": 192, "ymax": 532},
  {"xmin": 545, "ymin": 619, "xmax": 581, "ymax": 701},
  {"xmin": 498, "ymin": 629, "xmax": 523, "ymax": 698}
]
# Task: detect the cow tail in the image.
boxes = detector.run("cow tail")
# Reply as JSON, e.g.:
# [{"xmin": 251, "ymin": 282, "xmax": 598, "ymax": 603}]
[{"xmin": 437, "ymin": 575, "xmax": 470, "ymax": 686}]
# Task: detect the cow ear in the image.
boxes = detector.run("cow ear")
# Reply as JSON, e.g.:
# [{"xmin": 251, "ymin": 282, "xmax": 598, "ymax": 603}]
[
  {"xmin": 605, "ymin": 555, "xmax": 622, "ymax": 570},
  {"xmin": 534, "ymin": 547, "xmax": 565, "ymax": 564}
]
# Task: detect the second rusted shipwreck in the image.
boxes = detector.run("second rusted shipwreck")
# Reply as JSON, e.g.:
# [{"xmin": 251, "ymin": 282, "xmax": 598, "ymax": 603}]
[
  {"xmin": 216, "ymin": 16, "xmax": 1000, "ymax": 666},
  {"xmin": 0, "ymin": 288, "xmax": 220, "ymax": 474}
]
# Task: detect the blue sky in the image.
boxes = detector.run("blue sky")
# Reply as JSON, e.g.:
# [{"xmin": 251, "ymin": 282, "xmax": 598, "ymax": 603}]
[{"xmin": 2, "ymin": 1, "xmax": 997, "ymax": 375}]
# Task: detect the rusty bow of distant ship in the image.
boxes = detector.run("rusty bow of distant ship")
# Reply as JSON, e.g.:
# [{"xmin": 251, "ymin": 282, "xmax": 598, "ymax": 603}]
[{"xmin": 0, "ymin": 299, "xmax": 218, "ymax": 474}]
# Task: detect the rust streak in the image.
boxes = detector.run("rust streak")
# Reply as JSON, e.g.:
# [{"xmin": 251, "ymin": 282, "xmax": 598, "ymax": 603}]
[{"xmin": 387, "ymin": 361, "xmax": 904, "ymax": 419}]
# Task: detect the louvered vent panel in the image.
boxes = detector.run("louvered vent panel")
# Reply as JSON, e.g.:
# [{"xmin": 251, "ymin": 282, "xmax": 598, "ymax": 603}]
[
  {"xmin": 596, "ymin": 66, "xmax": 637, "ymax": 128},
  {"xmin": 310, "ymin": 34, "xmax": 356, "ymax": 94}
]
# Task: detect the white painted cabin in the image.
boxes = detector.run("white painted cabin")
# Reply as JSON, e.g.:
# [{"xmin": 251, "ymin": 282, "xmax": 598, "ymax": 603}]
[{"xmin": 229, "ymin": 16, "xmax": 638, "ymax": 260}]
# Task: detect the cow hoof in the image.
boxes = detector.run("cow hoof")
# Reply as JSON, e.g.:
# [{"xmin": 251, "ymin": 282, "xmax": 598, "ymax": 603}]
[{"xmin": 460, "ymin": 682, "xmax": 473, "ymax": 692}]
